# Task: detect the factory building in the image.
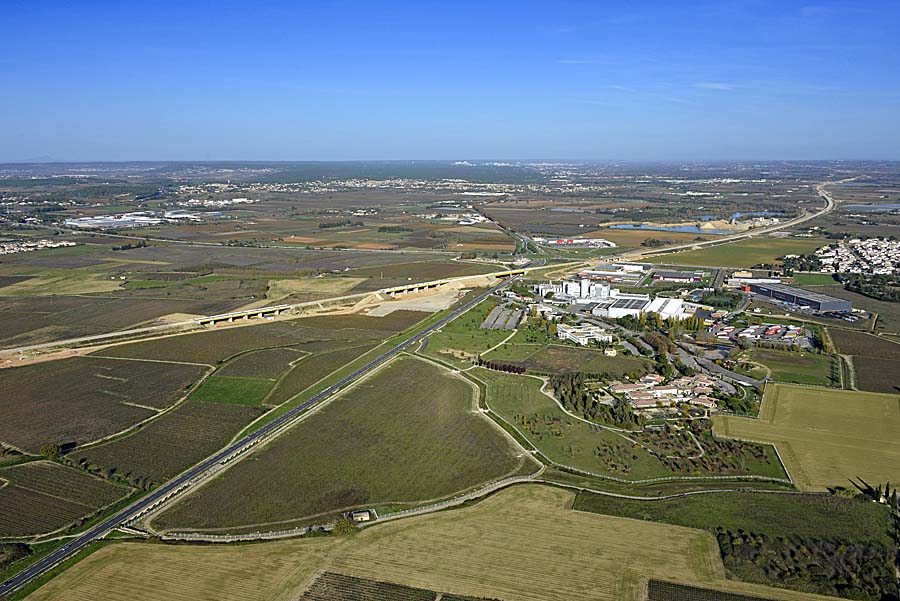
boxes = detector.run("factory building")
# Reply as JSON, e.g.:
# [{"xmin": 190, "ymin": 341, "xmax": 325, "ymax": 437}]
[
  {"xmin": 534, "ymin": 278, "xmax": 692, "ymax": 320},
  {"xmin": 744, "ymin": 282, "xmax": 852, "ymax": 312}
]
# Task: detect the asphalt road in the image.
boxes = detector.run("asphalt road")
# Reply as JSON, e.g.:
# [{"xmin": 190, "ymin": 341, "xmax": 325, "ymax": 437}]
[
  {"xmin": 0, "ymin": 274, "xmax": 519, "ymax": 598},
  {"xmin": 612, "ymin": 178, "xmax": 843, "ymax": 262}
]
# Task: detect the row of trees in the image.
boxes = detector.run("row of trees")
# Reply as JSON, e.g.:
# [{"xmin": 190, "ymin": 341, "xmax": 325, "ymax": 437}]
[
  {"xmin": 474, "ymin": 357, "xmax": 526, "ymax": 374},
  {"xmin": 317, "ymin": 219, "xmax": 363, "ymax": 229}
]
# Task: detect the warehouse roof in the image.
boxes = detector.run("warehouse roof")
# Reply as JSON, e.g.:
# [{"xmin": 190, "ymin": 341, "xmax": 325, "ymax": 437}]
[{"xmin": 752, "ymin": 282, "xmax": 846, "ymax": 304}]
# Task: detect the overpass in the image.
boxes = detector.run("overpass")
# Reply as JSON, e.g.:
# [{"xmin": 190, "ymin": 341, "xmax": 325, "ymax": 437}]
[
  {"xmin": 194, "ymin": 305, "xmax": 294, "ymax": 325},
  {"xmin": 0, "ymin": 265, "xmax": 544, "ymax": 359}
]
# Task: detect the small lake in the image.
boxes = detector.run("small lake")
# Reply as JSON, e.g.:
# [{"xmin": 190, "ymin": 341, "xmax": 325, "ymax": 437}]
[
  {"xmin": 610, "ymin": 224, "xmax": 731, "ymax": 234},
  {"xmin": 844, "ymin": 203, "xmax": 900, "ymax": 212}
]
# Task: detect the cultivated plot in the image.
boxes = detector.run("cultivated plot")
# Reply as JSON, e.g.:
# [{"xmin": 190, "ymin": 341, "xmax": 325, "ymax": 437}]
[
  {"xmin": 152, "ymin": 356, "xmax": 523, "ymax": 533},
  {"xmin": 830, "ymin": 328, "xmax": 900, "ymax": 393},
  {"xmin": 0, "ymin": 357, "xmax": 206, "ymax": 453},
  {"xmin": 714, "ymin": 384, "xmax": 900, "ymax": 491},
  {"xmin": 26, "ymin": 486, "xmax": 835, "ymax": 601},
  {"xmin": 0, "ymin": 461, "xmax": 127, "ymax": 538},
  {"xmin": 645, "ymin": 237, "xmax": 825, "ymax": 268},
  {"xmin": 71, "ymin": 401, "xmax": 265, "ymax": 487}
]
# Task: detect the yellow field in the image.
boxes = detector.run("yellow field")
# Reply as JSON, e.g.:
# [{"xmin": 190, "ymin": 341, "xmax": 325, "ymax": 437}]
[
  {"xmin": 0, "ymin": 273, "xmax": 122, "ymax": 295},
  {"xmin": 266, "ymin": 277, "xmax": 365, "ymax": 300},
  {"xmin": 28, "ymin": 485, "xmax": 838, "ymax": 601},
  {"xmin": 714, "ymin": 384, "xmax": 900, "ymax": 491}
]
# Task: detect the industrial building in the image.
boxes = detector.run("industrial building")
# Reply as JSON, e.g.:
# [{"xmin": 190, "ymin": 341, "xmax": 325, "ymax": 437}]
[
  {"xmin": 744, "ymin": 282, "xmax": 852, "ymax": 312},
  {"xmin": 534, "ymin": 278, "xmax": 692, "ymax": 320},
  {"xmin": 651, "ymin": 269, "xmax": 705, "ymax": 283},
  {"xmin": 578, "ymin": 263, "xmax": 646, "ymax": 284}
]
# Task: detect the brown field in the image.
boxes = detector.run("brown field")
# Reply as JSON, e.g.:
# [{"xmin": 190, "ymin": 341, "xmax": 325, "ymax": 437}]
[
  {"xmin": 264, "ymin": 343, "xmax": 377, "ymax": 406},
  {"xmin": 452, "ymin": 242, "xmax": 516, "ymax": 252},
  {"xmin": 0, "ymin": 295, "xmax": 243, "ymax": 350},
  {"xmin": 0, "ymin": 461, "xmax": 127, "ymax": 537},
  {"xmin": 72, "ymin": 401, "xmax": 265, "ymax": 486},
  {"xmin": 265, "ymin": 277, "xmax": 365, "ymax": 300},
  {"xmin": 95, "ymin": 310, "xmax": 421, "ymax": 365},
  {"xmin": 283, "ymin": 236, "xmax": 327, "ymax": 244},
  {"xmin": 153, "ymin": 357, "xmax": 522, "ymax": 532},
  {"xmin": 0, "ymin": 357, "xmax": 207, "ymax": 453},
  {"xmin": 830, "ymin": 328, "xmax": 900, "ymax": 393},
  {"xmin": 352, "ymin": 243, "xmax": 395, "ymax": 250},
  {"xmin": 28, "ymin": 485, "xmax": 835, "ymax": 601},
  {"xmin": 345, "ymin": 260, "xmax": 496, "ymax": 281}
]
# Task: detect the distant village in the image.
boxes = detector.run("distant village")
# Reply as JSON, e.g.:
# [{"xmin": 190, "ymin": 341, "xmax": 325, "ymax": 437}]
[
  {"xmin": 0, "ymin": 238, "xmax": 76, "ymax": 255},
  {"xmin": 815, "ymin": 238, "xmax": 900, "ymax": 275}
]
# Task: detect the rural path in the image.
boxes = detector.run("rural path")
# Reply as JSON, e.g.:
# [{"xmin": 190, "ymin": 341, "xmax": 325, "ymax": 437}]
[{"xmin": 479, "ymin": 330, "xmax": 519, "ymax": 357}]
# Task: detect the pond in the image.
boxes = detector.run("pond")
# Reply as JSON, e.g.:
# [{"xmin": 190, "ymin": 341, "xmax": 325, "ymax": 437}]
[{"xmin": 609, "ymin": 224, "xmax": 731, "ymax": 235}]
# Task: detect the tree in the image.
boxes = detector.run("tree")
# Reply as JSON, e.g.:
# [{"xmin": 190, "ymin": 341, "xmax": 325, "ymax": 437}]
[
  {"xmin": 332, "ymin": 517, "xmax": 357, "ymax": 535},
  {"xmin": 40, "ymin": 443, "xmax": 61, "ymax": 461}
]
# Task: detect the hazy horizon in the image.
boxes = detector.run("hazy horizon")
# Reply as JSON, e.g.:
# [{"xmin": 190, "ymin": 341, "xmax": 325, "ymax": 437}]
[{"xmin": 2, "ymin": 0, "xmax": 899, "ymax": 162}]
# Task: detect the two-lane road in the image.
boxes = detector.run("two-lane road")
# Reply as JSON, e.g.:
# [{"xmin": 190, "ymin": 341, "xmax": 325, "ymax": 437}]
[{"xmin": 0, "ymin": 274, "xmax": 519, "ymax": 598}]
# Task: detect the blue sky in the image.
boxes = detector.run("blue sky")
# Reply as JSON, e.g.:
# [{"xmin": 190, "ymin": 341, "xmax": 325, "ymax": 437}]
[{"xmin": 1, "ymin": 0, "xmax": 899, "ymax": 161}]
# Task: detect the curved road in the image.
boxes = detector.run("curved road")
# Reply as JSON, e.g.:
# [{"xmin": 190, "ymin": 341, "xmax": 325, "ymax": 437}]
[
  {"xmin": 0, "ymin": 274, "xmax": 520, "ymax": 598},
  {"xmin": 606, "ymin": 179, "xmax": 843, "ymax": 263}
]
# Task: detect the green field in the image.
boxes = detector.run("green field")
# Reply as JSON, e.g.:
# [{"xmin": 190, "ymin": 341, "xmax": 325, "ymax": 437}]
[
  {"xmin": 153, "ymin": 356, "xmax": 524, "ymax": 532},
  {"xmin": 501, "ymin": 344, "xmax": 652, "ymax": 377},
  {"xmin": 189, "ymin": 376, "xmax": 273, "ymax": 406},
  {"xmin": 790, "ymin": 273, "xmax": 839, "ymax": 286},
  {"xmin": 747, "ymin": 349, "xmax": 837, "ymax": 387},
  {"xmin": 475, "ymin": 368, "xmax": 784, "ymax": 482},
  {"xmin": 574, "ymin": 489, "xmax": 892, "ymax": 544},
  {"xmin": 646, "ymin": 237, "xmax": 825, "ymax": 268},
  {"xmin": 714, "ymin": 384, "xmax": 900, "ymax": 491},
  {"xmin": 424, "ymin": 298, "xmax": 513, "ymax": 365}
]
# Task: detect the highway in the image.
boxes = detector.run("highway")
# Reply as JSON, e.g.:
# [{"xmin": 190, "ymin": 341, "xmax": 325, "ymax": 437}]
[
  {"xmin": 606, "ymin": 178, "xmax": 845, "ymax": 263},
  {"xmin": 0, "ymin": 273, "xmax": 520, "ymax": 598}
]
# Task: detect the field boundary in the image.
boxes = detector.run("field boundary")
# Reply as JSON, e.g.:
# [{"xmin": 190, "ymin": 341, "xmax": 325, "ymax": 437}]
[
  {"xmin": 151, "ymin": 353, "xmax": 541, "ymax": 536},
  {"xmin": 456, "ymin": 366, "xmax": 794, "ymax": 488}
]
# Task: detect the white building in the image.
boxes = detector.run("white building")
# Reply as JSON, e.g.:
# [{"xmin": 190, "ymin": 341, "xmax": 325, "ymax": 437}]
[
  {"xmin": 536, "ymin": 278, "xmax": 692, "ymax": 320},
  {"xmin": 556, "ymin": 323, "xmax": 614, "ymax": 346}
]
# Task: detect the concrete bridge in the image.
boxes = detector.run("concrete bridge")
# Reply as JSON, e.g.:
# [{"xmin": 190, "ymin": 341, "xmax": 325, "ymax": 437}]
[{"xmin": 193, "ymin": 304, "xmax": 294, "ymax": 326}]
